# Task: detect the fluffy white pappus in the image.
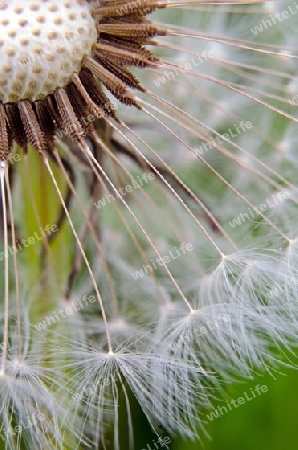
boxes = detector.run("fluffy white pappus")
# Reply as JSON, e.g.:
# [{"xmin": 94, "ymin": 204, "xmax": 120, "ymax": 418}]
[
  {"xmin": 197, "ymin": 247, "xmax": 298, "ymax": 311},
  {"xmin": 157, "ymin": 301, "xmax": 298, "ymax": 382},
  {"xmin": 0, "ymin": 329, "xmax": 72, "ymax": 450},
  {"xmin": 63, "ymin": 339, "xmax": 212, "ymax": 449}
]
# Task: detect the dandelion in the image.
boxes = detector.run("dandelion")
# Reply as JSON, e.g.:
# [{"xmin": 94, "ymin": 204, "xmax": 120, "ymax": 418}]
[
  {"xmin": 0, "ymin": 314, "xmax": 74, "ymax": 450},
  {"xmin": 0, "ymin": 0, "xmax": 298, "ymax": 448}
]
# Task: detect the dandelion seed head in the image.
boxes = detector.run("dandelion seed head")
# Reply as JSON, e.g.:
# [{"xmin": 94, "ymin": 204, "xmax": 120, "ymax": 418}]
[
  {"xmin": 0, "ymin": 0, "xmax": 97, "ymax": 102},
  {"xmin": 1, "ymin": 0, "xmax": 298, "ymax": 446}
]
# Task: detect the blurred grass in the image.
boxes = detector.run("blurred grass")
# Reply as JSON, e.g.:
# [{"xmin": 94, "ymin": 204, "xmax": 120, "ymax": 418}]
[
  {"xmin": 173, "ymin": 368, "xmax": 298, "ymax": 450},
  {"xmin": 129, "ymin": 367, "xmax": 298, "ymax": 450}
]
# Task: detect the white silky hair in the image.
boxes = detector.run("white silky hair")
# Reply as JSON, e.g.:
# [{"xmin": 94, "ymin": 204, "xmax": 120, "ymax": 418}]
[{"xmin": 0, "ymin": 321, "xmax": 74, "ymax": 450}]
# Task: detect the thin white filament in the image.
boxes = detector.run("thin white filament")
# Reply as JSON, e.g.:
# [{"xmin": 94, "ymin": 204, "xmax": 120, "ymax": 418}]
[{"xmin": 43, "ymin": 157, "xmax": 113, "ymax": 354}]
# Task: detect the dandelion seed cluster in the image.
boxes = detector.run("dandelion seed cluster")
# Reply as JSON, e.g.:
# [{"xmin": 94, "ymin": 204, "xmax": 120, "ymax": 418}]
[
  {"xmin": 0, "ymin": 0, "xmax": 97, "ymax": 102},
  {"xmin": 0, "ymin": 0, "xmax": 297, "ymax": 449}
]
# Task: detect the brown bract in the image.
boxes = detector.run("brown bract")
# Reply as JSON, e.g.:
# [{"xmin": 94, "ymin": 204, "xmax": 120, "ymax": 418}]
[{"xmin": 0, "ymin": 0, "xmax": 166, "ymax": 161}]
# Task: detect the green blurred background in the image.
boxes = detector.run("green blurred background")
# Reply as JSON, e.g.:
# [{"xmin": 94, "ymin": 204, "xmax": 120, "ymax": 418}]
[{"xmin": 133, "ymin": 368, "xmax": 298, "ymax": 450}]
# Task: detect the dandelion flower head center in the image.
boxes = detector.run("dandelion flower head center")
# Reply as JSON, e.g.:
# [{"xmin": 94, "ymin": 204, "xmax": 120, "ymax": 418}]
[{"xmin": 0, "ymin": 0, "xmax": 97, "ymax": 103}]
